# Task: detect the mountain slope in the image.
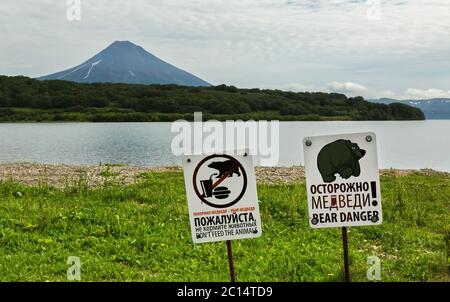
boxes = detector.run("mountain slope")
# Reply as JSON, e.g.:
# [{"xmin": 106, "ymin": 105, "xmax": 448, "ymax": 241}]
[
  {"xmin": 370, "ymin": 98, "xmax": 450, "ymax": 119},
  {"xmin": 38, "ymin": 41, "xmax": 210, "ymax": 86}
]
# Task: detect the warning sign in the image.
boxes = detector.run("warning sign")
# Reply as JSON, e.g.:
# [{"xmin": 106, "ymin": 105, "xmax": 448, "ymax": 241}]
[
  {"xmin": 303, "ymin": 132, "xmax": 383, "ymax": 228},
  {"xmin": 182, "ymin": 151, "xmax": 262, "ymax": 243}
]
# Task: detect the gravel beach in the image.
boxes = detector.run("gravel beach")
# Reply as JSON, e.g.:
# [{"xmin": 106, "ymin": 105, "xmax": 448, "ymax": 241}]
[{"xmin": 0, "ymin": 163, "xmax": 447, "ymax": 188}]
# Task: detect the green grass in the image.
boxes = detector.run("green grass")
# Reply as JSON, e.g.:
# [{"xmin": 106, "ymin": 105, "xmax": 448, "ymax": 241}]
[{"xmin": 0, "ymin": 172, "xmax": 448, "ymax": 282}]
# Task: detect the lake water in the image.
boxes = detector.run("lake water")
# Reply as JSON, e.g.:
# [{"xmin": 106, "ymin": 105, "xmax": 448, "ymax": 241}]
[{"xmin": 0, "ymin": 121, "xmax": 448, "ymax": 172}]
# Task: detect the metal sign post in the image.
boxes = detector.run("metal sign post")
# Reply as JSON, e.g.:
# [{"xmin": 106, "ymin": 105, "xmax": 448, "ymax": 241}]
[
  {"xmin": 341, "ymin": 227, "xmax": 350, "ymax": 282},
  {"xmin": 226, "ymin": 240, "xmax": 236, "ymax": 282}
]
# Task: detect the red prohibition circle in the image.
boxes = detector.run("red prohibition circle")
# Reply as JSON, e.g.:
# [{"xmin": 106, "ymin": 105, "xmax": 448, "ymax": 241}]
[{"xmin": 192, "ymin": 154, "xmax": 247, "ymax": 209}]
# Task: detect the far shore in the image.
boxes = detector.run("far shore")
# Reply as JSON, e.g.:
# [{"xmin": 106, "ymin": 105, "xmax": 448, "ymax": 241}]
[{"xmin": 0, "ymin": 163, "xmax": 448, "ymax": 188}]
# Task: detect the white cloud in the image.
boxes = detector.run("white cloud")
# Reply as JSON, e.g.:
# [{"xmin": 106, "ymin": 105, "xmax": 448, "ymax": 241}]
[
  {"xmin": 268, "ymin": 82, "xmax": 450, "ymax": 100},
  {"xmin": 262, "ymin": 83, "xmax": 319, "ymax": 92},
  {"xmin": 326, "ymin": 82, "xmax": 368, "ymax": 95},
  {"xmin": 267, "ymin": 81, "xmax": 389, "ymax": 99},
  {"xmin": 402, "ymin": 88, "xmax": 450, "ymax": 99}
]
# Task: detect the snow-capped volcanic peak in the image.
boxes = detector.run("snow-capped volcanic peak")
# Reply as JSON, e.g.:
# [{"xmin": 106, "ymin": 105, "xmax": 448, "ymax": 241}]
[{"xmin": 38, "ymin": 41, "xmax": 210, "ymax": 86}]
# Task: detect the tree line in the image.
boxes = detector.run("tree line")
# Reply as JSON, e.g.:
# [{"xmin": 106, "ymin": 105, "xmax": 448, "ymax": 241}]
[{"xmin": 0, "ymin": 76, "xmax": 425, "ymax": 122}]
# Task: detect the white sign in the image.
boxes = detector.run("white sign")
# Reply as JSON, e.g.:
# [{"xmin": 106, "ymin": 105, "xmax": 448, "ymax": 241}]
[
  {"xmin": 303, "ymin": 132, "xmax": 383, "ymax": 228},
  {"xmin": 182, "ymin": 150, "xmax": 262, "ymax": 243}
]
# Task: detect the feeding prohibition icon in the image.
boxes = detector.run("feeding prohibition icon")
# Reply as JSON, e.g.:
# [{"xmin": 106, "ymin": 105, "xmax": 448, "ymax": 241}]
[{"xmin": 193, "ymin": 154, "xmax": 247, "ymax": 209}]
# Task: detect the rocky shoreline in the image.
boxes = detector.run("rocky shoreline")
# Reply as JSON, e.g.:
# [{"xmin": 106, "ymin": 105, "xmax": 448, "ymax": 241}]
[{"xmin": 0, "ymin": 163, "xmax": 447, "ymax": 188}]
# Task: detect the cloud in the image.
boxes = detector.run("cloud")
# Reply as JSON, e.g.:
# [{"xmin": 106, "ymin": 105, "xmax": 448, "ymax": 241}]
[
  {"xmin": 269, "ymin": 81, "xmax": 385, "ymax": 98},
  {"xmin": 326, "ymin": 82, "xmax": 368, "ymax": 95},
  {"xmin": 402, "ymin": 88, "xmax": 450, "ymax": 99},
  {"xmin": 265, "ymin": 83, "xmax": 318, "ymax": 92},
  {"xmin": 269, "ymin": 82, "xmax": 450, "ymax": 100}
]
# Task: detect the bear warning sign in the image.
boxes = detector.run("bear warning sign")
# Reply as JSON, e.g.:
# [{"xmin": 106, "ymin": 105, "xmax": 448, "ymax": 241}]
[
  {"xmin": 182, "ymin": 151, "xmax": 262, "ymax": 243},
  {"xmin": 303, "ymin": 132, "xmax": 383, "ymax": 228}
]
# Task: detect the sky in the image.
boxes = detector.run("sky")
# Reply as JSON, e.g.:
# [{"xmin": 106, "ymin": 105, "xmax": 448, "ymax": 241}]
[{"xmin": 0, "ymin": 0, "xmax": 449, "ymax": 99}]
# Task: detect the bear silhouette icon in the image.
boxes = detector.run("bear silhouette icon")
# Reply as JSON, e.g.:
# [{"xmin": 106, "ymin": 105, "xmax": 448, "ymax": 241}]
[
  {"xmin": 317, "ymin": 139, "xmax": 366, "ymax": 183},
  {"xmin": 208, "ymin": 160, "xmax": 241, "ymax": 178}
]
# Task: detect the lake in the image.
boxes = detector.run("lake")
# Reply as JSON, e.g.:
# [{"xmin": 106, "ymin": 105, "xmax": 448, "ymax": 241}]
[{"xmin": 0, "ymin": 121, "xmax": 448, "ymax": 172}]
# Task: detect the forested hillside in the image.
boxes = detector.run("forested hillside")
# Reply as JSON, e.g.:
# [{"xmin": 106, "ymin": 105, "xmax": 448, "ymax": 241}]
[{"xmin": 0, "ymin": 76, "xmax": 425, "ymax": 122}]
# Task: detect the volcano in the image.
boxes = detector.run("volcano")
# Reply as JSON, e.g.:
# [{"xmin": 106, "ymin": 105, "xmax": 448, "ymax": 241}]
[{"xmin": 38, "ymin": 41, "xmax": 210, "ymax": 86}]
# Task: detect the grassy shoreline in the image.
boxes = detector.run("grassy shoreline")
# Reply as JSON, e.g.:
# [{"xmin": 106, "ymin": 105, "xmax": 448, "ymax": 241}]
[
  {"xmin": 0, "ymin": 166, "xmax": 448, "ymax": 281},
  {"xmin": 0, "ymin": 108, "xmax": 356, "ymax": 123},
  {"xmin": 1, "ymin": 163, "xmax": 448, "ymax": 187}
]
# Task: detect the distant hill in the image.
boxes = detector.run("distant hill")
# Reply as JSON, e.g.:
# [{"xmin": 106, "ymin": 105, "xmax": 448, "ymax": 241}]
[
  {"xmin": 38, "ymin": 41, "xmax": 210, "ymax": 87},
  {"xmin": 370, "ymin": 98, "xmax": 450, "ymax": 119},
  {"xmin": 0, "ymin": 76, "xmax": 425, "ymax": 122}
]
